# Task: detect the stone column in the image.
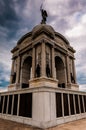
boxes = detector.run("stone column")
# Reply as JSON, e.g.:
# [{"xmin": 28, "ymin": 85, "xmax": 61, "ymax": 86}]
[
  {"xmin": 11, "ymin": 95, "xmax": 14, "ymax": 115},
  {"xmin": 10, "ymin": 60, "xmax": 14, "ymax": 84},
  {"xmin": 6, "ymin": 95, "xmax": 9, "ymax": 114},
  {"xmin": 68, "ymin": 94, "xmax": 71, "ymax": 115},
  {"xmin": 64, "ymin": 65, "xmax": 67, "ymax": 87},
  {"xmin": 82, "ymin": 95, "xmax": 85, "ymax": 113},
  {"xmin": 51, "ymin": 47, "xmax": 56, "ymax": 79},
  {"xmin": 73, "ymin": 94, "xmax": 76, "ymax": 114},
  {"xmin": 20, "ymin": 66, "xmax": 22, "ymax": 88},
  {"xmin": 78, "ymin": 95, "xmax": 81, "ymax": 113},
  {"xmin": 72, "ymin": 59, "xmax": 77, "ymax": 83},
  {"xmin": 66, "ymin": 56, "xmax": 71, "ymax": 83},
  {"xmin": 61, "ymin": 93, "xmax": 64, "ymax": 117},
  {"xmin": 17, "ymin": 94, "xmax": 20, "ymax": 116},
  {"xmin": 2, "ymin": 96, "xmax": 5, "ymax": 113},
  {"xmin": 32, "ymin": 92, "xmax": 56, "ymax": 122},
  {"xmin": 41, "ymin": 41, "xmax": 46, "ymax": 77},
  {"xmin": 32, "ymin": 47, "xmax": 35, "ymax": 78},
  {"xmin": 16, "ymin": 56, "xmax": 21, "ymax": 84}
]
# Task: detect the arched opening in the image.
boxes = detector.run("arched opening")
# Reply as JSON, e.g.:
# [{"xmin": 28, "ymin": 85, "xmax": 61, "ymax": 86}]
[
  {"xmin": 22, "ymin": 56, "xmax": 32, "ymax": 88},
  {"xmin": 55, "ymin": 56, "xmax": 65, "ymax": 88}
]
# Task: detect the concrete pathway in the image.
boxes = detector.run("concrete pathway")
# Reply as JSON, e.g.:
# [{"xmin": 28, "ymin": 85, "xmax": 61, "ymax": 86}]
[
  {"xmin": 47, "ymin": 118, "xmax": 86, "ymax": 130},
  {"xmin": 0, "ymin": 118, "xmax": 86, "ymax": 130}
]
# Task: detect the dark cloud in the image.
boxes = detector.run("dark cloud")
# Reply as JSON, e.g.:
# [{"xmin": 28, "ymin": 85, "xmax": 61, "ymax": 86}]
[
  {"xmin": 0, "ymin": 67, "xmax": 10, "ymax": 88},
  {"xmin": 0, "ymin": 80, "xmax": 9, "ymax": 88},
  {"xmin": 0, "ymin": 0, "xmax": 42, "ymax": 46},
  {"xmin": 77, "ymin": 73, "xmax": 86, "ymax": 84},
  {"xmin": 0, "ymin": 0, "xmax": 19, "ymax": 26},
  {"xmin": 0, "ymin": 0, "xmax": 42, "ymax": 88}
]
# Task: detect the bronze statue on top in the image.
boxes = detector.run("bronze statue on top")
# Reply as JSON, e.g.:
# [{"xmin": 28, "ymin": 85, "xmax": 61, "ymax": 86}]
[{"xmin": 40, "ymin": 4, "xmax": 48, "ymax": 24}]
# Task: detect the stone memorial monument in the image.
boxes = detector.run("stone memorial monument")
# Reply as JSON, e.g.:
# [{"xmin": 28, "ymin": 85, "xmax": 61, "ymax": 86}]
[{"xmin": 0, "ymin": 7, "xmax": 86, "ymax": 129}]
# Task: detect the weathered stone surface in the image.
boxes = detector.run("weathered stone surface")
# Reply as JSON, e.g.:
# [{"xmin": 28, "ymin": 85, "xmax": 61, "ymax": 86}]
[
  {"xmin": 47, "ymin": 119, "xmax": 86, "ymax": 130},
  {"xmin": 9, "ymin": 23, "xmax": 79, "ymax": 90},
  {"xmin": 0, "ymin": 23, "xmax": 85, "ymax": 130},
  {"xmin": 0, "ymin": 118, "xmax": 86, "ymax": 130},
  {"xmin": 0, "ymin": 118, "xmax": 41, "ymax": 130},
  {"xmin": 29, "ymin": 77, "xmax": 58, "ymax": 88}
]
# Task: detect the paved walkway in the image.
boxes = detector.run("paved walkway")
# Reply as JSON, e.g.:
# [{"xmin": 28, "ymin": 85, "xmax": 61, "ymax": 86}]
[
  {"xmin": 48, "ymin": 118, "xmax": 86, "ymax": 130},
  {"xmin": 0, "ymin": 118, "xmax": 86, "ymax": 130}
]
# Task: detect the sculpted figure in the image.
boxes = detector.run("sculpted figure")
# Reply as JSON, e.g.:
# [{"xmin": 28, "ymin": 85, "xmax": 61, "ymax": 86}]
[
  {"xmin": 36, "ymin": 64, "xmax": 41, "ymax": 77},
  {"xmin": 46, "ymin": 64, "xmax": 50, "ymax": 77},
  {"xmin": 40, "ymin": 5, "xmax": 48, "ymax": 24}
]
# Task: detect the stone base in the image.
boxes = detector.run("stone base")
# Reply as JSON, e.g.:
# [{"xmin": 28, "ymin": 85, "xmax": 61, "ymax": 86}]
[
  {"xmin": 67, "ymin": 83, "xmax": 79, "ymax": 90},
  {"xmin": 1, "ymin": 86, "xmax": 86, "ymax": 129},
  {"xmin": 0, "ymin": 118, "xmax": 86, "ymax": 130},
  {"xmin": 8, "ymin": 83, "xmax": 20, "ymax": 91},
  {"xmin": 29, "ymin": 77, "xmax": 58, "ymax": 88}
]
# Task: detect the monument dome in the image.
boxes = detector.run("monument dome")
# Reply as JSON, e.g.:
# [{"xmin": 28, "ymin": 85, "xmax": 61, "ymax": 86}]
[{"xmin": 32, "ymin": 24, "xmax": 55, "ymax": 39}]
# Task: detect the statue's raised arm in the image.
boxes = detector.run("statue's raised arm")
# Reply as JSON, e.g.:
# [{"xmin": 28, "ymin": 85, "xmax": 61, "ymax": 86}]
[{"xmin": 40, "ymin": 5, "xmax": 48, "ymax": 24}]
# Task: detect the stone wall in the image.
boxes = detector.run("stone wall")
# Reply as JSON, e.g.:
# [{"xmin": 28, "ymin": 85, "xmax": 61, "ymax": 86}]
[{"xmin": 0, "ymin": 87, "xmax": 86, "ymax": 129}]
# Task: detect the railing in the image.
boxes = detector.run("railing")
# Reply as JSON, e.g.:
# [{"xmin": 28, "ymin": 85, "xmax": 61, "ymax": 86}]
[
  {"xmin": 0, "ymin": 88, "xmax": 32, "ymax": 118},
  {"xmin": 56, "ymin": 93, "xmax": 86, "ymax": 118}
]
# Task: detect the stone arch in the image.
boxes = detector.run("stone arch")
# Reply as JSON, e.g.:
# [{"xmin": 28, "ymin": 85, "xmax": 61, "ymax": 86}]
[
  {"xmin": 55, "ymin": 56, "xmax": 66, "ymax": 88},
  {"xmin": 55, "ymin": 52, "xmax": 65, "ymax": 66},
  {"xmin": 21, "ymin": 53, "xmax": 32, "ymax": 67},
  {"xmin": 22, "ymin": 56, "xmax": 32, "ymax": 88}
]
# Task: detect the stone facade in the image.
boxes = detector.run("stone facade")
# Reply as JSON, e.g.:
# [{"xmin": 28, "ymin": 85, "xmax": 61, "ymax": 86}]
[
  {"xmin": 0, "ymin": 87, "xmax": 86, "ymax": 129},
  {"xmin": 0, "ymin": 23, "xmax": 86, "ymax": 129},
  {"xmin": 9, "ymin": 24, "xmax": 78, "ymax": 90}
]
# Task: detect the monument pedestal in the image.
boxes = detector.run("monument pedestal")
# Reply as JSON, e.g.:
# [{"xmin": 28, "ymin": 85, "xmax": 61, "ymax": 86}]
[
  {"xmin": 67, "ymin": 83, "xmax": 79, "ymax": 90},
  {"xmin": 8, "ymin": 83, "xmax": 20, "ymax": 91},
  {"xmin": 29, "ymin": 77, "xmax": 58, "ymax": 88}
]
